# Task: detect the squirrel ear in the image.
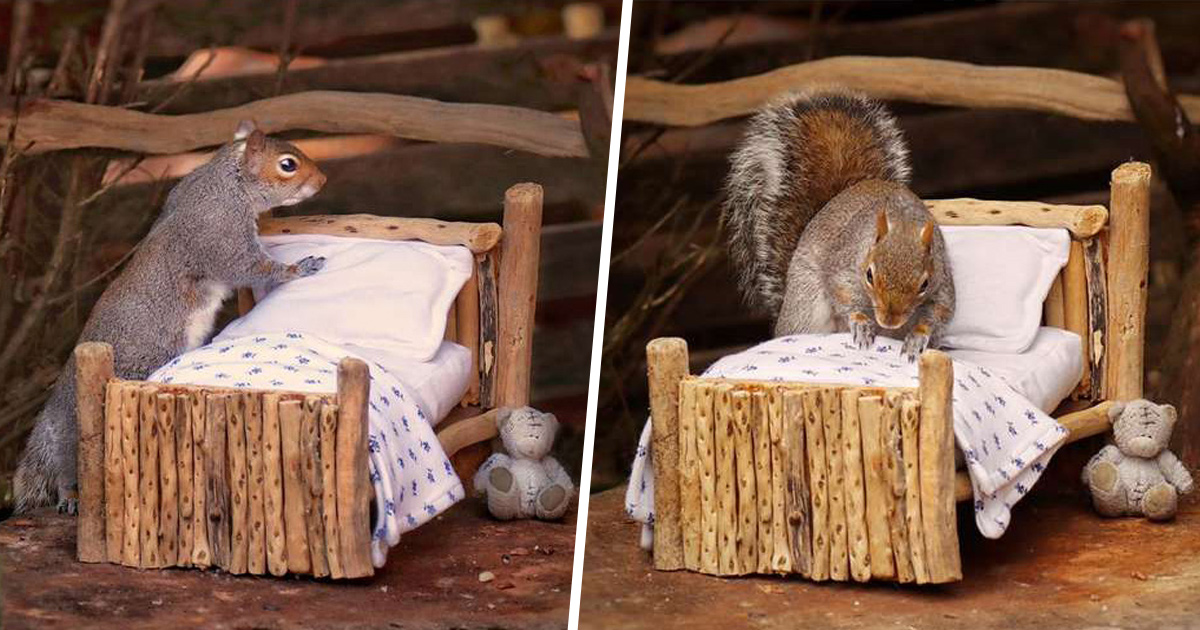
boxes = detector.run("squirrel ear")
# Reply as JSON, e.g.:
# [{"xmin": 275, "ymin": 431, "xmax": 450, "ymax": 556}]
[
  {"xmin": 875, "ymin": 208, "xmax": 889, "ymax": 243},
  {"xmin": 920, "ymin": 220, "xmax": 935, "ymax": 251},
  {"xmin": 234, "ymin": 119, "xmax": 258, "ymax": 140},
  {"xmin": 243, "ymin": 129, "xmax": 266, "ymax": 162}
]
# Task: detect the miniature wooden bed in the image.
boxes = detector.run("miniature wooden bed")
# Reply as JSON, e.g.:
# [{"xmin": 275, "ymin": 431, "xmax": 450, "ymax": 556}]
[
  {"xmin": 71, "ymin": 182, "xmax": 544, "ymax": 579},
  {"xmin": 645, "ymin": 163, "xmax": 1151, "ymax": 584}
]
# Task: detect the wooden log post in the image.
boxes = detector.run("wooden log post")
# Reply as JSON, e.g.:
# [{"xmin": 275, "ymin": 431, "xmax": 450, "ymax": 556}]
[
  {"xmin": 138, "ymin": 387, "xmax": 162, "ymax": 569},
  {"xmin": 767, "ymin": 389, "xmax": 791, "ymax": 574},
  {"xmin": 302, "ymin": 396, "xmax": 330, "ymax": 578},
  {"xmin": 103, "ymin": 381, "xmax": 125, "ymax": 563},
  {"xmin": 840, "ymin": 390, "xmax": 870, "ymax": 583},
  {"xmin": 1106, "ymin": 161, "xmax": 1151, "ymax": 401},
  {"xmin": 731, "ymin": 390, "xmax": 757, "ymax": 574},
  {"xmin": 1063, "ymin": 242, "xmax": 1090, "ymax": 377},
  {"xmin": 752, "ymin": 391, "xmax": 774, "ymax": 574},
  {"xmin": 899, "ymin": 397, "xmax": 928, "ymax": 584},
  {"xmin": 477, "ymin": 253, "xmax": 499, "ymax": 408},
  {"xmin": 857, "ymin": 395, "xmax": 896, "ymax": 580},
  {"xmin": 320, "ymin": 403, "xmax": 345, "ymax": 579},
  {"xmin": 918, "ymin": 351, "xmax": 962, "ymax": 583},
  {"xmin": 822, "ymin": 388, "xmax": 849, "ymax": 581},
  {"xmin": 881, "ymin": 392, "xmax": 914, "ymax": 583},
  {"xmin": 458, "ymin": 269, "xmax": 481, "ymax": 405},
  {"xmin": 120, "ymin": 385, "xmax": 140, "ymax": 567},
  {"xmin": 156, "ymin": 394, "xmax": 178, "ymax": 566},
  {"xmin": 176, "ymin": 396, "xmax": 194, "ymax": 568},
  {"xmin": 677, "ymin": 380, "xmax": 702, "ymax": 571},
  {"xmin": 646, "ymin": 337, "xmax": 689, "ymax": 571},
  {"xmin": 714, "ymin": 384, "xmax": 738, "ymax": 575},
  {"xmin": 1044, "ymin": 275, "xmax": 1066, "ymax": 329},
  {"xmin": 336, "ymin": 358, "xmax": 374, "ymax": 578},
  {"xmin": 802, "ymin": 389, "xmax": 830, "ymax": 581},
  {"xmin": 496, "ymin": 182, "xmax": 544, "ymax": 409},
  {"xmin": 205, "ymin": 394, "xmax": 231, "ymax": 570},
  {"xmin": 190, "ymin": 392, "xmax": 211, "ymax": 568},
  {"xmin": 245, "ymin": 394, "xmax": 266, "ymax": 575},
  {"xmin": 694, "ymin": 383, "xmax": 719, "ymax": 574},
  {"xmin": 280, "ymin": 399, "xmax": 311, "ymax": 575},
  {"xmin": 782, "ymin": 389, "xmax": 811, "ymax": 578},
  {"xmin": 74, "ymin": 342, "xmax": 114, "ymax": 563},
  {"xmin": 263, "ymin": 393, "xmax": 288, "ymax": 576},
  {"xmin": 227, "ymin": 395, "xmax": 249, "ymax": 574}
]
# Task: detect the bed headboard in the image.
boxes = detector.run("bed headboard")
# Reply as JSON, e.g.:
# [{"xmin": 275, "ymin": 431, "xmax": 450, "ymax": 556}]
[
  {"xmin": 237, "ymin": 182, "xmax": 544, "ymax": 412},
  {"xmin": 924, "ymin": 162, "xmax": 1151, "ymax": 405}
]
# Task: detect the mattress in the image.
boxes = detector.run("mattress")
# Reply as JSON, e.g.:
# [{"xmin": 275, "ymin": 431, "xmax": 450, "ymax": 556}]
[
  {"xmin": 945, "ymin": 326, "xmax": 1083, "ymax": 414},
  {"xmin": 341, "ymin": 339, "xmax": 472, "ymax": 425}
]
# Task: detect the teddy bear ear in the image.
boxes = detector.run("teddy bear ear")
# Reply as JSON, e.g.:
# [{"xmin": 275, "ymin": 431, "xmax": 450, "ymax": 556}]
[
  {"xmin": 1160, "ymin": 404, "xmax": 1178, "ymax": 425},
  {"xmin": 1108, "ymin": 401, "xmax": 1126, "ymax": 421}
]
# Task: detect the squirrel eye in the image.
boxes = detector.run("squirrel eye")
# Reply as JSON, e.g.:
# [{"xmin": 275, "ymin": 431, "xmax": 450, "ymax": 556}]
[
  {"xmin": 278, "ymin": 156, "xmax": 298, "ymax": 174},
  {"xmin": 865, "ymin": 266, "xmax": 874, "ymax": 286}
]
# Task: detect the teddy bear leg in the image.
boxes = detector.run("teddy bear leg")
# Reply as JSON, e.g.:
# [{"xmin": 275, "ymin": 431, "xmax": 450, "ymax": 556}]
[
  {"xmin": 1086, "ymin": 461, "xmax": 1128, "ymax": 517},
  {"xmin": 485, "ymin": 466, "xmax": 522, "ymax": 520},
  {"xmin": 534, "ymin": 484, "xmax": 571, "ymax": 520},
  {"xmin": 1141, "ymin": 482, "xmax": 1178, "ymax": 521}
]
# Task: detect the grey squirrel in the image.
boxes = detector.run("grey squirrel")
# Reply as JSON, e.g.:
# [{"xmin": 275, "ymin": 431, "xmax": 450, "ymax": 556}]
[
  {"xmin": 722, "ymin": 90, "xmax": 954, "ymax": 361},
  {"xmin": 14, "ymin": 121, "xmax": 327, "ymax": 514}
]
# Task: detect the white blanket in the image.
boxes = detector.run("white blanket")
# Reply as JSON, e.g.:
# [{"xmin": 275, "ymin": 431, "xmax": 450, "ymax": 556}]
[
  {"xmin": 625, "ymin": 333, "xmax": 1070, "ymax": 540},
  {"xmin": 149, "ymin": 332, "xmax": 465, "ymax": 568}
]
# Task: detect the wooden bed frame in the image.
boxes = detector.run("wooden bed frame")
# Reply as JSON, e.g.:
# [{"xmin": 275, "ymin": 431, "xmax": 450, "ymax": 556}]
[
  {"xmin": 72, "ymin": 182, "xmax": 544, "ymax": 579},
  {"xmin": 645, "ymin": 163, "xmax": 1151, "ymax": 584}
]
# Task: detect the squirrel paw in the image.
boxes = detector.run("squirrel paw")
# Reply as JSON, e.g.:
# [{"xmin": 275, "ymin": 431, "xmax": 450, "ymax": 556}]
[
  {"xmin": 57, "ymin": 496, "xmax": 78, "ymax": 515},
  {"xmin": 902, "ymin": 331, "xmax": 931, "ymax": 363},
  {"xmin": 850, "ymin": 317, "xmax": 876, "ymax": 350},
  {"xmin": 292, "ymin": 255, "xmax": 326, "ymax": 278}
]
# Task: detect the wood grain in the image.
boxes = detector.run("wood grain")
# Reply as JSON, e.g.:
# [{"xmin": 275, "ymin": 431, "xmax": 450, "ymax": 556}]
[
  {"xmin": 74, "ymin": 342, "xmax": 113, "ymax": 563},
  {"xmin": 259, "ymin": 215, "xmax": 502, "ymax": 253}
]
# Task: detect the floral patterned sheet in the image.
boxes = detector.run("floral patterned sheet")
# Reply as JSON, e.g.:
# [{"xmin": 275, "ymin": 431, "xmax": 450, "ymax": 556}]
[
  {"xmin": 149, "ymin": 332, "xmax": 465, "ymax": 568},
  {"xmin": 625, "ymin": 333, "xmax": 1070, "ymax": 541}
]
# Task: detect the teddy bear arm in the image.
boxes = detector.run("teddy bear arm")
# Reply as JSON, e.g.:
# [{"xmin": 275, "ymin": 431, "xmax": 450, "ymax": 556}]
[
  {"xmin": 473, "ymin": 453, "xmax": 514, "ymax": 495},
  {"xmin": 542, "ymin": 456, "xmax": 576, "ymax": 495},
  {"xmin": 1157, "ymin": 450, "xmax": 1195, "ymax": 494},
  {"xmin": 1082, "ymin": 445, "xmax": 1123, "ymax": 485}
]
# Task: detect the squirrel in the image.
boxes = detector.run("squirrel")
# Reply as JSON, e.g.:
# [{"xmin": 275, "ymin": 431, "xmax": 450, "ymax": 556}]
[
  {"xmin": 722, "ymin": 90, "xmax": 954, "ymax": 361},
  {"xmin": 14, "ymin": 120, "xmax": 328, "ymax": 514}
]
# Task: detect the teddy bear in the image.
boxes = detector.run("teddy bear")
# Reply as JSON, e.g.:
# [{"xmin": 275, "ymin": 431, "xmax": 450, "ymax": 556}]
[
  {"xmin": 473, "ymin": 406, "xmax": 575, "ymax": 521},
  {"xmin": 1081, "ymin": 399, "xmax": 1194, "ymax": 520}
]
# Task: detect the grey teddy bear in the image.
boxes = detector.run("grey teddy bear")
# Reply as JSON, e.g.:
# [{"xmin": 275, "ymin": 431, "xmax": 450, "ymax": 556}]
[
  {"xmin": 1082, "ymin": 399, "xmax": 1194, "ymax": 520},
  {"xmin": 473, "ymin": 407, "xmax": 575, "ymax": 520}
]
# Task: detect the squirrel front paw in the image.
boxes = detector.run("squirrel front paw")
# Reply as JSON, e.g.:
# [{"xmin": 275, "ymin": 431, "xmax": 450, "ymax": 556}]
[
  {"xmin": 849, "ymin": 313, "xmax": 875, "ymax": 350},
  {"xmin": 291, "ymin": 255, "xmax": 326, "ymax": 278},
  {"xmin": 901, "ymin": 329, "xmax": 931, "ymax": 363}
]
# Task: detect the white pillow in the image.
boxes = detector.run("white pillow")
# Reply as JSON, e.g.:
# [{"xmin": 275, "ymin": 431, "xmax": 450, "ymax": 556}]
[
  {"xmin": 216, "ymin": 235, "xmax": 474, "ymax": 361},
  {"xmin": 940, "ymin": 225, "xmax": 1070, "ymax": 354},
  {"xmin": 343, "ymin": 340, "xmax": 473, "ymax": 424}
]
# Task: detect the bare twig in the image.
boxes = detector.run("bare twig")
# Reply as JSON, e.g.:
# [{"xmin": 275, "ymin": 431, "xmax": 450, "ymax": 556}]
[
  {"xmin": 86, "ymin": 0, "xmax": 130, "ymax": 105},
  {"xmin": 120, "ymin": 10, "xmax": 155, "ymax": 104},
  {"xmin": 3, "ymin": 0, "xmax": 33, "ymax": 95},
  {"xmin": 274, "ymin": 0, "xmax": 300, "ymax": 96},
  {"xmin": 46, "ymin": 28, "xmax": 83, "ymax": 98},
  {"xmin": 149, "ymin": 46, "xmax": 217, "ymax": 113}
]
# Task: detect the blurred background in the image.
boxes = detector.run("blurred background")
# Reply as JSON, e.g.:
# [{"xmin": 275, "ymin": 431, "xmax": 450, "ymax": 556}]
[
  {"xmin": 0, "ymin": 0, "xmax": 621, "ymax": 516},
  {"xmin": 595, "ymin": 0, "xmax": 1200, "ymax": 492}
]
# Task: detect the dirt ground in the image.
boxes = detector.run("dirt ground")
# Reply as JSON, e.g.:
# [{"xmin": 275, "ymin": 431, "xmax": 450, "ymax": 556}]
[
  {"xmin": 0, "ymin": 498, "xmax": 577, "ymax": 630},
  {"xmin": 579, "ymin": 486, "xmax": 1200, "ymax": 630}
]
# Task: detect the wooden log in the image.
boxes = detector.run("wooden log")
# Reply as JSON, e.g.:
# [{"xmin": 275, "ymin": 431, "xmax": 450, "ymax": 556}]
[
  {"xmin": 74, "ymin": 342, "xmax": 113, "ymax": 563},
  {"xmin": 918, "ymin": 351, "xmax": 962, "ymax": 583},
  {"xmin": 190, "ymin": 392, "xmax": 211, "ymax": 568},
  {"xmin": 899, "ymin": 397, "xmax": 929, "ymax": 584},
  {"xmin": 336, "ymin": 358, "xmax": 374, "ymax": 578},
  {"xmin": 302, "ymin": 396, "xmax": 330, "ymax": 578},
  {"xmin": 1063, "ymin": 241, "xmax": 1090, "ymax": 385},
  {"xmin": 821, "ymin": 389, "xmax": 849, "ymax": 581},
  {"xmin": 1044, "ymin": 274, "xmax": 1066, "ymax": 329},
  {"xmin": 1081, "ymin": 238, "xmax": 1108, "ymax": 400},
  {"xmin": 477, "ymin": 253, "xmax": 499, "ymax": 408},
  {"xmin": 496, "ymin": 183, "xmax": 544, "ymax": 408},
  {"xmin": 445, "ymin": 300, "xmax": 459, "ymax": 344},
  {"xmin": 458, "ymin": 268, "xmax": 481, "ymax": 405},
  {"xmin": 320, "ymin": 403, "xmax": 345, "ymax": 579},
  {"xmin": 646, "ymin": 337, "xmax": 689, "ymax": 571},
  {"xmin": 857, "ymin": 395, "xmax": 896, "ymax": 580},
  {"xmin": 622, "ymin": 57, "xmax": 1200, "ymax": 127},
  {"xmin": 782, "ymin": 389, "xmax": 811, "ymax": 577},
  {"xmin": 925, "ymin": 199, "xmax": 1108, "ymax": 238},
  {"xmin": 731, "ymin": 390, "xmax": 757, "ymax": 574},
  {"xmin": 205, "ymin": 394, "xmax": 231, "ymax": 570},
  {"xmin": 694, "ymin": 382, "xmax": 719, "ymax": 575},
  {"xmin": 138, "ymin": 387, "xmax": 162, "ymax": 569},
  {"xmin": 881, "ymin": 393, "xmax": 914, "ymax": 583},
  {"xmin": 839, "ymin": 390, "xmax": 870, "ymax": 583},
  {"xmin": 714, "ymin": 384, "xmax": 738, "ymax": 576},
  {"xmin": 226, "ymin": 395, "xmax": 249, "ymax": 575},
  {"xmin": 245, "ymin": 394, "xmax": 266, "ymax": 575},
  {"xmin": 1106, "ymin": 161, "xmax": 1151, "ymax": 401},
  {"xmin": 802, "ymin": 389, "xmax": 829, "ymax": 581},
  {"xmin": 436, "ymin": 408, "xmax": 502, "ymax": 458},
  {"xmin": 120, "ymin": 384, "xmax": 140, "ymax": 567},
  {"xmin": 767, "ymin": 388, "xmax": 790, "ymax": 573},
  {"xmin": 156, "ymin": 394, "xmax": 178, "ymax": 567},
  {"xmin": 752, "ymin": 391, "xmax": 774, "ymax": 574},
  {"xmin": 677, "ymin": 380, "xmax": 702, "ymax": 572},
  {"xmin": 103, "ymin": 380, "xmax": 124, "ymax": 563},
  {"xmin": 0, "ymin": 92, "xmax": 589, "ymax": 157},
  {"xmin": 176, "ymin": 396, "xmax": 194, "ymax": 568},
  {"xmin": 263, "ymin": 393, "xmax": 288, "ymax": 576},
  {"xmin": 259, "ymin": 215, "xmax": 502, "ymax": 254},
  {"xmin": 280, "ymin": 399, "xmax": 311, "ymax": 575}
]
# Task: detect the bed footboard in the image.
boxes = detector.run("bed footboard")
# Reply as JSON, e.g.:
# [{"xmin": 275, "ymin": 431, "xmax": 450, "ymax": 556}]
[
  {"xmin": 74, "ymin": 342, "xmax": 375, "ymax": 578},
  {"xmin": 646, "ymin": 337, "xmax": 961, "ymax": 584}
]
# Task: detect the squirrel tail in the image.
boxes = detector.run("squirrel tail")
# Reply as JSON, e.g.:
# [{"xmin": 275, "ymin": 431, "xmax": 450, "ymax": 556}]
[
  {"xmin": 13, "ymin": 425, "xmax": 55, "ymax": 514},
  {"xmin": 722, "ymin": 90, "xmax": 911, "ymax": 316}
]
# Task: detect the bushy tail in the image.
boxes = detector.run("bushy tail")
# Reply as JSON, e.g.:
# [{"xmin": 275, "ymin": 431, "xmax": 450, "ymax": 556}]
[
  {"xmin": 13, "ymin": 422, "xmax": 56, "ymax": 513},
  {"xmin": 721, "ymin": 90, "xmax": 911, "ymax": 316}
]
